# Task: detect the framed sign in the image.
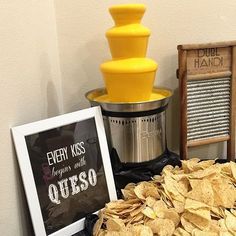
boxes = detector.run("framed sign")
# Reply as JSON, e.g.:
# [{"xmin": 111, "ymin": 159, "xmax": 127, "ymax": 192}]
[{"xmin": 12, "ymin": 106, "xmax": 117, "ymax": 236}]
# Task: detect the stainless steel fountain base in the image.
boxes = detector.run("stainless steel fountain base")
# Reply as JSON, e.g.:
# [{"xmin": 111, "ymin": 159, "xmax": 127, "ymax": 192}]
[
  {"xmin": 103, "ymin": 112, "xmax": 166, "ymax": 162},
  {"xmin": 86, "ymin": 87, "xmax": 172, "ymax": 163}
]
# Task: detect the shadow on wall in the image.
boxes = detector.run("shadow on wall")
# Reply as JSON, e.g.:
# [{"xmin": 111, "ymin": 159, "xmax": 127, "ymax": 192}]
[
  {"xmin": 62, "ymin": 37, "xmax": 108, "ymax": 112},
  {"xmin": 47, "ymin": 81, "xmax": 60, "ymax": 117},
  {"xmin": 39, "ymin": 53, "xmax": 60, "ymax": 117},
  {"xmin": 68, "ymin": 38, "xmax": 108, "ymax": 112},
  {"xmin": 166, "ymin": 86, "xmax": 180, "ymax": 153},
  {"xmin": 158, "ymin": 52, "xmax": 180, "ymax": 153},
  {"xmin": 83, "ymin": 38, "xmax": 108, "ymax": 87}
]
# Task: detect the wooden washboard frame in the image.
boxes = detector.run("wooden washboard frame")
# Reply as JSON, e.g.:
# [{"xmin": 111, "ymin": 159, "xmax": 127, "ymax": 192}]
[{"xmin": 177, "ymin": 41, "xmax": 236, "ymax": 161}]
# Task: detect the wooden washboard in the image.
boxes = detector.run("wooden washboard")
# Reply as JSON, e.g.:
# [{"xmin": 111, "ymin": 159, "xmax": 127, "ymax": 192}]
[{"xmin": 177, "ymin": 41, "xmax": 236, "ymax": 161}]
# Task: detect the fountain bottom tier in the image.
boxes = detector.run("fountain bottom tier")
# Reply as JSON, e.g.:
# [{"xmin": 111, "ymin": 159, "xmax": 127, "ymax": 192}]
[
  {"xmin": 86, "ymin": 87, "xmax": 172, "ymax": 163},
  {"xmin": 100, "ymin": 58, "xmax": 158, "ymax": 102}
]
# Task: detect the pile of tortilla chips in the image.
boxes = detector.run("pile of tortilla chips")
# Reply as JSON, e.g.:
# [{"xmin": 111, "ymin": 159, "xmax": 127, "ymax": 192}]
[{"xmin": 93, "ymin": 159, "xmax": 236, "ymax": 236}]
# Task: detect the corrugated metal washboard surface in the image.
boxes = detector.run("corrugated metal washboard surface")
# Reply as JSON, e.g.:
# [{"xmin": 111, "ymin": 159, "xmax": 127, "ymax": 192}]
[{"xmin": 187, "ymin": 77, "xmax": 230, "ymax": 141}]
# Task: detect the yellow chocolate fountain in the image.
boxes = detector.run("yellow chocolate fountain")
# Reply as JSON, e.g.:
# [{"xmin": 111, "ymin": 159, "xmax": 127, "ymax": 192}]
[
  {"xmin": 86, "ymin": 4, "xmax": 172, "ymax": 163},
  {"xmin": 97, "ymin": 3, "xmax": 168, "ymax": 103}
]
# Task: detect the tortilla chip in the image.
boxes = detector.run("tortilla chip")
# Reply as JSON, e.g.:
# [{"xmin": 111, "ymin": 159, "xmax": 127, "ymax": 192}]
[
  {"xmin": 106, "ymin": 218, "xmax": 125, "ymax": 232},
  {"xmin": 184, "ymin": 208, "xmax": 211, "ymax": 231},
  {"xmin": 145, "ymin": 196, "xmax": 157, "ymax": 208},
  {"xmin": 152, "ymin": 199, "xmax": 167, "ymax": 213},
  {"xmin": 142, "ymin": 206, "xmax": 157, "ymax": 219},
  {"xmin": 192, "ymin": 228, "xmax": 218, "ymax": 236},
  {"xmin": 93, "ymin": 211, "xmax": 104, "ymax": 236},
  {"xmin": 187, "ymin": 179, "xmax": 214, "ymax": 206},
  {"xmin": 173, "ymin": 227, "xmax": 191, "ymax": 236},
  {"xmin": 181, "ymin": 214, "xmax": 197, "ymax": 233},
  {"xmin": 230, "ymin": 162, "xmax": 236, "ymax": 181},
  {"xmin": 185, "ymin": 198, "xmax": 209, "ymax": 210},
  {"xmin": 93, "ymin": 159, "xmax": 236, "ymax": 236},
  {"xmin": 182, "ymin": 158, "xmax": 200, "ymax": 173},
  {"xmin": 211, "ymin": 178, "xmax": 236, "ymax": 208},
  {"xmin": 129, "ymin": 225, "xmax": 153, "ymax": 236},
  {"xmin": 145, "ymin": 218, "xmax": 175, "ymax": 236},
  {"xmin": 134, "ymin": 182, "xmax": 158, "ymax": 200},
  {"xmin": 172, "ymin": 199, "xmax": 185, "ymax": 213},
  {"xmin": 225, "ymin": 210, "xmax": 236, "ymax": 232},
  {"xmin": 158, "ymin": 208, "xmax": 180, "ymax": 227}
]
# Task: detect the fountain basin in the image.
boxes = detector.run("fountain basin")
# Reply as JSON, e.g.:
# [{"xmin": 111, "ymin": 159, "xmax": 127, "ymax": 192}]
[{"xmin": 86, "ymin": 87, "xmax": 172, "ymax": 163}]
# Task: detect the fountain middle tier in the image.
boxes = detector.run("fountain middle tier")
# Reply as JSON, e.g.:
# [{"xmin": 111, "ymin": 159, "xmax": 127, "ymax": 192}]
[{"xmin": 106, "ymin": 23, "xmax": 150, "ymax": 59}]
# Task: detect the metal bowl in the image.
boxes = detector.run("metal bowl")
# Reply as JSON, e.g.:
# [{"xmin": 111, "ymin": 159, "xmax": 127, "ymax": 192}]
[{"xmin": 85, "ymin": 87, "xmax": 173, "ymax": 113}]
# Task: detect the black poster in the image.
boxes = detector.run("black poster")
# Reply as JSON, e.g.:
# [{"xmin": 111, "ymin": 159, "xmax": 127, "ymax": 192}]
[{"xmin": 25, "ymin": 118, "xmax": 110, "ymax": 235}]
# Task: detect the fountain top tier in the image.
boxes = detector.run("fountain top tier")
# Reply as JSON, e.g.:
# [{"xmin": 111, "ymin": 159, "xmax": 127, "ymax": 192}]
[
  {"xmin": 109, "ymin": 4, "xmax": 146, "ymax": 26},
  {"xmin": 97, "ymin": 4, "xmax": 170, "ymax": 103}
]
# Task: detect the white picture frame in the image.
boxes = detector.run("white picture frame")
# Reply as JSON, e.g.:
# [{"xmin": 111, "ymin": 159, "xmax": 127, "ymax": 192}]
[{"xmin": 12, "ymin": 106, "xmax": 117, "ymax": 236}]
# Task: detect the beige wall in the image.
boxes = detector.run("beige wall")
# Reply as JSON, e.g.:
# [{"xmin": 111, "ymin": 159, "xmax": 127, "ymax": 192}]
[
  {"xmin": 0, "ymin": 1, "xmax": 62, "ymax": 235},
  {"xmin": 1, "ymin": 0, "xmax": 236, "ymax": 235}
]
